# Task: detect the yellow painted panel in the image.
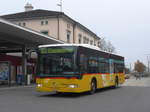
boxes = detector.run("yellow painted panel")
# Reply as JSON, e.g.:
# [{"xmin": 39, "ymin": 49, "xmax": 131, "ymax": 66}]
[{"xmin": 36, "ymin": 73, "xmax": 125, "ymax": 93}]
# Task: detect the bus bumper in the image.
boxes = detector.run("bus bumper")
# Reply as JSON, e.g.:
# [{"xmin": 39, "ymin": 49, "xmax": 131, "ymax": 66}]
[
  {"xmin": 36, "ymin": 84, "xmax": 85, "ymax": 93},
  {"xmin": 36, "ymin": 78, "xmax": 88, "ymax": 93}
]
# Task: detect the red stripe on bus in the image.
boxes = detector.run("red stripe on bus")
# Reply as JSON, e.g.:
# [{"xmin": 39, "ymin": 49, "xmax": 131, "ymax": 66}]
[
  {"xmin": 36, "ymin": 77, "xmax": 77, "ymax": 79},
  {"xmin": 82, "ymin": 73, "xmax": 109, "ymax": 75},
  {"xmin": 82, "ymin": 73, "xmax": 124, "ymax": 75}
]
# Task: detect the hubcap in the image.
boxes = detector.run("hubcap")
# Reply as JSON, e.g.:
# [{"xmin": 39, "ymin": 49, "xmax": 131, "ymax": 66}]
[{"xmin": 91, "ymin": 82, "xmax": 96, "ymax": 93}]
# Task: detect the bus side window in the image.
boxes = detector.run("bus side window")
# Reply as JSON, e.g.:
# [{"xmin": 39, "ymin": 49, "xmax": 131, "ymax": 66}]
[
  {"xmin": 98, "ymin": 58, "xmax": 109, "ymax": 73},
  {"xmin": 114, "ymin": 63, "xmax": 124, "ymax": 73},
  {"xmin": 79, "ymin": 54, "xmax": 87, "ymax": 73},
  {"xmin": 88, "ymin": 56, "xmax": 98, "ymax": 73},
  {"xmin": 109, "ymin": 59, "xmax": 114, "ymax": 73}
]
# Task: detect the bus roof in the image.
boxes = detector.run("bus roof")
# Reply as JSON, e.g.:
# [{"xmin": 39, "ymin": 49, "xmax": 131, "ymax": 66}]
[
  {"xmin": 39, "ymin": 44, "xmax": 124, "ymax": 59},
  {"xmin": 39, "ymin": 44, "xmax": 100, "ymax": 50}
]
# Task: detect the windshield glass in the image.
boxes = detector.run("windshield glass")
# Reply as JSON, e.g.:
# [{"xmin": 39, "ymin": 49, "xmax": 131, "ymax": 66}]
[{"xmin": 37, "ymin": 46, "xmax": 76, "ymax": 77}]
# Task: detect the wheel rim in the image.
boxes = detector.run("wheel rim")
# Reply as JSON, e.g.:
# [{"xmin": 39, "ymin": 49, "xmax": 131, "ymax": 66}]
[{"xmin": 91, "ymin": 81, "xmax": 96, "ymax": 94}]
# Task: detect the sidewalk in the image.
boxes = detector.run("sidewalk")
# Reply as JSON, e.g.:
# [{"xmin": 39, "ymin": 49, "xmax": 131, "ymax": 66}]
[
  {"xmin": 122, "ymin": 77, "xmax": 150, "ymax": 87},
  {"xmin": 0, "ymin": 84, "xmax": 36, "ymax": 91}
]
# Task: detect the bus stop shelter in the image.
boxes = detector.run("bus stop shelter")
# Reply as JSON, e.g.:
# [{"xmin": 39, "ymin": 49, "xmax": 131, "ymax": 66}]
[{"xmin": 0, "ymin": 18, "xmax": 64, "ymax": 85}]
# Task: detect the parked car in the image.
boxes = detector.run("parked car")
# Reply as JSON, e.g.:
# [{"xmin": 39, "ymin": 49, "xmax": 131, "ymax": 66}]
[
  {"xmin": 141, "ymin": 72, "xmax": 150, "ymax": 77},
  {"xmin": 125, "ymin": 74, "xmax": 130, "ymax": 79}
]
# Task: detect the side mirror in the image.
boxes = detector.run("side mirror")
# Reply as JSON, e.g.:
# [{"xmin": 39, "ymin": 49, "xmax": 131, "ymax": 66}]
[{"xmin": 27, "ymin": 49, "xmax": 36, "ymax": 60}]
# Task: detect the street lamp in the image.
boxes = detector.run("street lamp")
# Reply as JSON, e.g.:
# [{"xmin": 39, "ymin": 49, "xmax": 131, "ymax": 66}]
[
  {"xmin": 57, "ymin": 0, "xmax": 63, "ymax": 12},
  {"xmin": 145, "ymin": 54, "xmax": 150, "ymax": 73}
]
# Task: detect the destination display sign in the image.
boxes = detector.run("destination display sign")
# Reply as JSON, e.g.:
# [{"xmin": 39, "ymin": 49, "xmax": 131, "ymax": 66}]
[{"xmin": 40, "ymin": 47, "xmax": 74, "ymax": 54}]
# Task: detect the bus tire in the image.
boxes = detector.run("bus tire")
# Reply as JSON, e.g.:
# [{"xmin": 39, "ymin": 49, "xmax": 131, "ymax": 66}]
[
  {"xmin": 89, "ymin": 79, "xmax": 97, "ymax": 94},
  {"xmin": 115, "ymin": 77, "xmax": 119, "ymax": 88}
]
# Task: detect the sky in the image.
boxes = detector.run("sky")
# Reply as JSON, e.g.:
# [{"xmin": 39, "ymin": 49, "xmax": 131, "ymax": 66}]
[{"xmin": 0, "ymin": 0, "xmax": 150, "ymax": 68}]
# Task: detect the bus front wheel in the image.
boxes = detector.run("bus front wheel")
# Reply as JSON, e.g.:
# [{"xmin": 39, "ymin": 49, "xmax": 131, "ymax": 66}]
[
  {"xmin": 89, "ymin": 79, "xmax": 97, "ymax": 94},
  {"xmin": 115, "ymin": 77, "xmax": 119, "ymax": 88}
]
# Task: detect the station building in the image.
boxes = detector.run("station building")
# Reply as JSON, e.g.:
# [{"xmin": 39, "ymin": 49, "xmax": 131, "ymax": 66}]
[
  {"xmin": 1, "ymin": 3, "xmax": 101, "ymax": 47},
  {"xmin": 0, "ymin": 3, "xmax": 101, "ymax": 85}
]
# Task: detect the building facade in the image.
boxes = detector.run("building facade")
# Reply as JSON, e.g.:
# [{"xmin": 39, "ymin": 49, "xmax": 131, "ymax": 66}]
[
  {"xmin": 0, "ymin": 4, "xmax": 101, "ymax": 85},
  {"xmin": 1, "ymin": 6, "xmax": 101, "ymax": 47}
]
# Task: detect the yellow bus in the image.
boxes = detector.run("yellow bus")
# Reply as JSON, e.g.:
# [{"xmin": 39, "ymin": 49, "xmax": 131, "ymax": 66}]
[{"xmin": 36, "ymin": 44, "xmax": 125, "ymax": 94}]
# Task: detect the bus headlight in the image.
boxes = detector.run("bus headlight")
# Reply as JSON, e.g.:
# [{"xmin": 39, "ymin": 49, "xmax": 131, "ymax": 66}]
[
  {"xmin": 68, "ymin": 84, "xmax": 78, "ymax": 88},
  {"xmin": 37, "ymin": 84, "xmax": 42, "ymax": 87}
]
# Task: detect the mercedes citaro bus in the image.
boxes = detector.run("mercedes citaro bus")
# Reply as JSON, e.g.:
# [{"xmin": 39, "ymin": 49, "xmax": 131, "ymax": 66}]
[{"xmin": 36, "ymin": 44, "xmax": 125, "ymax": 94}]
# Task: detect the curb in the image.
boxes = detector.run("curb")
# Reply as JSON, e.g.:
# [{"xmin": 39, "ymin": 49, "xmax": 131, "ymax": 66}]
[{"xmin": 0, "ymin": 85, "xmax": 36, "ymax": 91}]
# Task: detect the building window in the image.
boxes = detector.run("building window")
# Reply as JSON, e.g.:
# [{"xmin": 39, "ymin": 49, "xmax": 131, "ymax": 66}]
[
  {"xmin": 87, "ymin": 38, "xmax": 89, "ymax": 44},
  {"xmin": 41, "ymin": 21, "xmax": 44, "ymax": 25},
  {"xmin": 83, "ymin": 37, "xmax": 86, "ymax": 44},
  {"xmin": 23, "ymin": 22, "xmax": 26, "ymax": 26},
  {"xmin": 78, "ymin": 34, "xmax": 82, "ymax": 44},
  {"xmin": 41, "ymin": 30, "xmax": 49, "ymax": 35},
  {"xmin": 45, "ymin": 21, "xmax": 48, "ymax": 25},
  {"xmin": 18, "ymin": 23, "xmax": 21, "ymax": 26},
  {"xmin": 90, "ymin": 40, "xmax": 93, "ymax": 45},
  {"xmin": 67, "ymin": 30, "xmax": 71, "ymax": 43},
  {"xmin": 67, "ymin": 23, "xmax": 71, "ymax": 29},
  {"xmin": 41, "ymin": 20, "xmax": 48, "ymax": 25},
  {"xmin": 98, "ymin": 41, "xmax": 100, "ymax": 47},
  {"xmin": 83, "ymin": 37, "xmax": 89, "ymax": 44},
  {"xmin": 18, "ymin": 22, "xmax": 26, "ymax": 27}
]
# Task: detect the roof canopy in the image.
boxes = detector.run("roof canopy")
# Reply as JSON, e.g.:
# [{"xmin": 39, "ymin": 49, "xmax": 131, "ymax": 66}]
[{"xmin": 0, "ymin": 18, "xmax": 64, "ymax": 53}]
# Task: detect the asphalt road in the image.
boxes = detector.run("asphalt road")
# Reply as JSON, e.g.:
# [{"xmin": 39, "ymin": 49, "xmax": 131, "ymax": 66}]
[{"xmin": 0, "ymin": 86, "xmax": 150, "ymax": 112}]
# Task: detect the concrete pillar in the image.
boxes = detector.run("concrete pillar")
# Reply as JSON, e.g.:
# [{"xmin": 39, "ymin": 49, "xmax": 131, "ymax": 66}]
[
  {"xmin": 22, "ymin": 46, "xmax": 27, "ymax": 85},
  {"xmin": 57, "ymin": 15, "xmax": 60, "ymax": 40},
  {"xmin": 73, "ymin": 24, "xmax": 76, "ymax": 44}
]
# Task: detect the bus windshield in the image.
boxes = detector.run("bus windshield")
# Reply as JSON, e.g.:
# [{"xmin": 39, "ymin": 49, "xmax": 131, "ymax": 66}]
[{"xmin": 37, "ymin": 46, "xmax": 76, "ymax": 77}]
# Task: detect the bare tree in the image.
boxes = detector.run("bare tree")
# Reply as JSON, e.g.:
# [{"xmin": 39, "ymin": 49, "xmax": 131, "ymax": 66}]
[
  {"xmin": 106, "ymin": 41, "xmax": 116, "ymax": 53},
  {"xmin": 99, "ymin": 38, "xmax": 107, "ymax": 51},
  {"xmin": 99, "ymin": 38, "xmax": 116, "ymax": 53}
]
